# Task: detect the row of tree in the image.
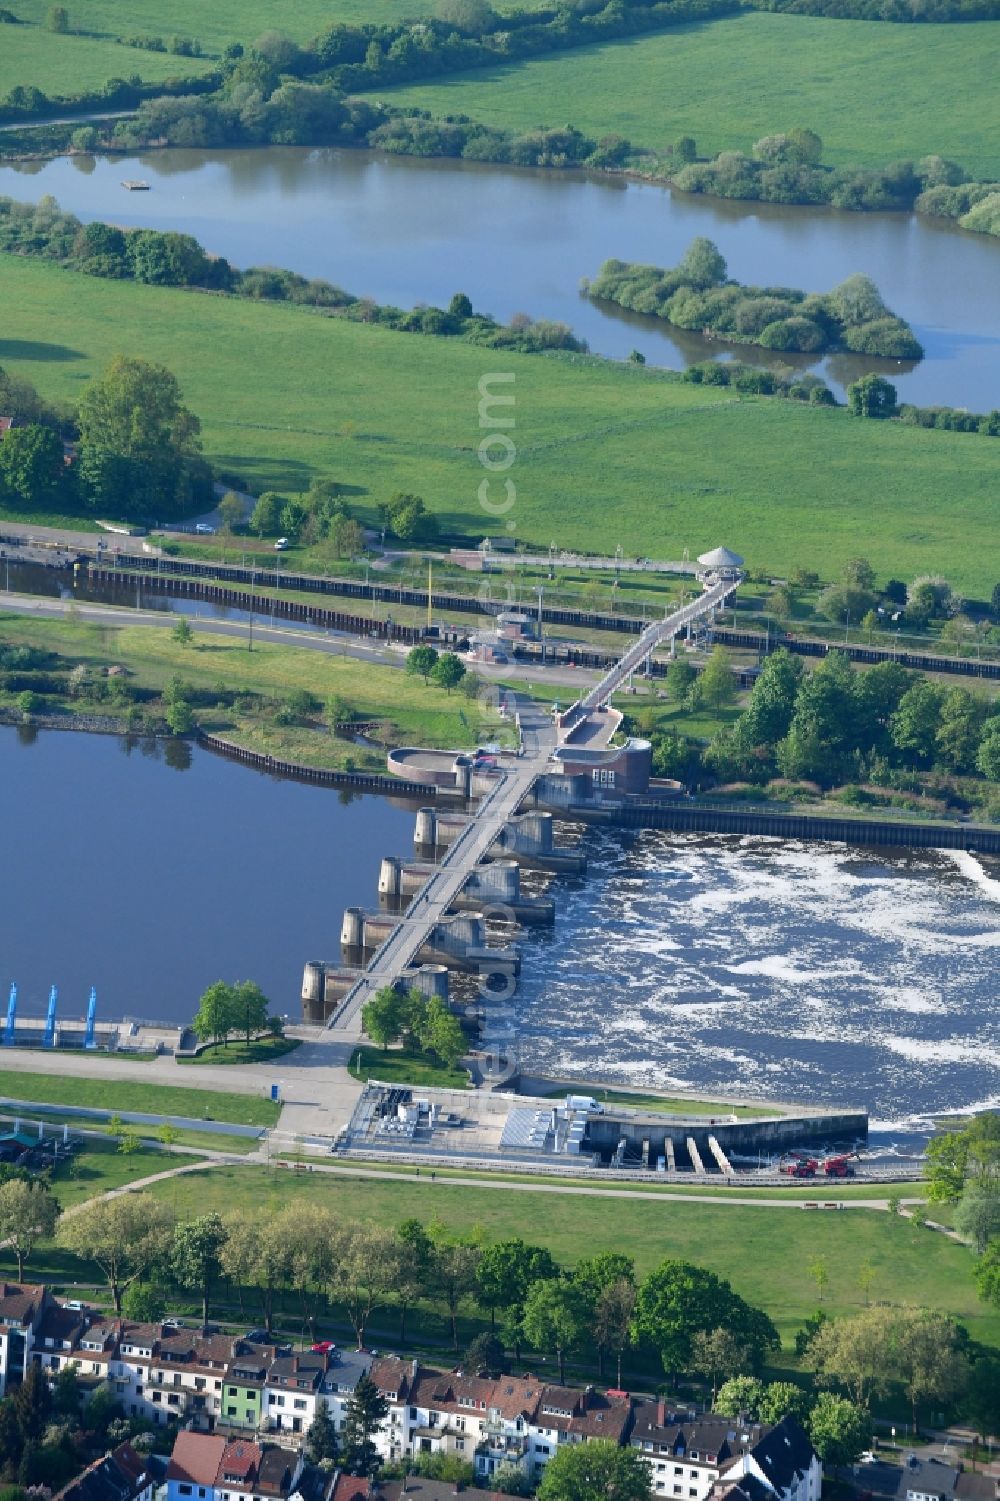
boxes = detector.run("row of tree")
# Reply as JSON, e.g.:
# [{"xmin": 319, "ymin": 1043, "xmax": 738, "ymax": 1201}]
[
  {"xmin": 361, "ymin": 986, "xmax": 468, "ymax": 1069},
  {"xmin": 705, "ymin": 645, "xmax": 1000, "ymax": 788},
  {"xmin": 587, "ymin": 242, "xmax": 922, "ymax": 360},
  {"xmin": 190, "ymin": 979, "xmax": 275, "ymax": 1048}
]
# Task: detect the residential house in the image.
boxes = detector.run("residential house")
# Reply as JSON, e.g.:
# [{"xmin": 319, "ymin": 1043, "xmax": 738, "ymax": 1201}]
[
  {"xmin": 631, "ymin": 1406, "xmax": 769, "ymax": 1501},
  {"xmin": 711, "ymin": 1415, "xmax": 822, "ymax": 1501},
  {"xmin": 475, "ymin": 1374, "xmax": 544, "ymax": 1481},
  {"xmin": 265, "ymin": 1351, "xmax": 332, "ymax": 1438},
  {"xmin": 223, "ymin": 1350, "xmax": 273, "ymax": 1431},
  {"xmin": 53, "ymin": 1442, "xmax": 159, "ymax": 1501},
  {"xmin": 527, "ymin": 1384, "xmax": 632, "ymax": 1473},
  {"xmin": 319, "ymin": 1349, "xmax": 373, "ymax": 1443},
  {"xmin": 0, "ymin": 1281, "xmax": 50, "ymax": 1395},
  {"xmin": 855, "ymin": 1458, "xmax": 998, "ymax": 1501},
  {"xmin": 166, "ymin": 1432, "xmax": 228, "ymax": 1501}
]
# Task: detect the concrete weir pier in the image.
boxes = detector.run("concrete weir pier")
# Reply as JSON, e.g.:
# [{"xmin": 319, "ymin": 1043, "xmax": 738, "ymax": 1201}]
[
  {"xmin": 304, "ymin": 552, "xmax": 746, "ymax": 1038},
  {"xmin": 379, "ymin": 856, "xmax": 555, "ymax": 924}
]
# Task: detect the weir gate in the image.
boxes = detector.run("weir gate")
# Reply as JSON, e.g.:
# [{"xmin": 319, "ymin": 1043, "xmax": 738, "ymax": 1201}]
[{"xmin": 302, "ymin": 551, "xmax": 743, "ymax": 1035}]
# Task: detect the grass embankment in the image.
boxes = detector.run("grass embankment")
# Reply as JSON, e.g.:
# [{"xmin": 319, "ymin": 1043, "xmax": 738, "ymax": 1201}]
[
  {"xmin": 139, "ymin": 1164, "xmax": 1000, "ymax": 1351},
  {"xmin": 348, "ymin": 1043, "xmax": 470, "ymax": 1090},
  {"xmin": 0, "ymin": 25, "xmax": 214, "ymax": 101},
  {"xmin": 180, "ymin": 1037, "xmax": 301, "ymax": 1066},
  {"xmin": 3, "ymin": 259, "xmax": 999, "ymax": 595},
  {"xmin": 0, "ymin": 612, "xmax": 509, "ymax": 765},
  {"xmin": 370, "ymin": 12, "xmax": 1000, "ymax": 180},
  {"xmin": 0, "ymin": 1066, "xmax": 280, "ymax": 1126}
]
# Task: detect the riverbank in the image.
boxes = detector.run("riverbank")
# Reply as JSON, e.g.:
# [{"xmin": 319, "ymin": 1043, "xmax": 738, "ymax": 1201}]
[{"xmin": 3, "ymin": 255, "xmax": 1000, "ymax": 591}]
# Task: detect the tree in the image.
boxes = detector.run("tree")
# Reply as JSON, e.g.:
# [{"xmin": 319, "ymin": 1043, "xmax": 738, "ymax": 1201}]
[
  {"xmin": 893, "ymin": 1309, "xmax": 970, "ymax": 1430},
  {"xmin": 121, "ymin": 1281, "xmax": 166, "ymax": 1321},
  {"xmin": 416, "ymin": 995, "xmax": 467, "ymax": 1069},
  {"xmin": 430, "ymin": 652, "xmax": 466, "ymax": 695},
  {"xmin": 233, "ymin": 978, "xmax": 270, "ymax": 1044},
  {"xmin": 758, "ymin": 1381, "xmax": 813, "ymax": 1427},
  {"xmin": 172, "ymin": 1213, "xmax": 227, "ymax": 1323},
  {"xmin": 220, "ymin": 1209, "xmax": 290, "ymax": 1332},
  {"xmin": 432, "ymin": 1235, "xmax": 482, "ymax": 1349},
  {"xmin": 808, "ymin": 1258, "xmax": 828, "ymax": 1302},
  {"xmin": 406, "ymin": 645, "xmax": 439, "ymax": 684},
  {"xmin": 362, "ymin": 986, "xmax": 407, "ymax": 1052},
  {"xmin": 250, "ymin": 491, "xmax": 284, "ymax": 537},
  {"xmin": 573, "ymin": 1254, "xmax": 635, "ymax": 1382},
  {"xmin": 665, "ymin": 659, "xmax": 697, "ymax": 702},
  {"xmin": 435, "ymin": 0, "xmax": 497, "ymax": 35},
  {"xmin": 890, "ymin": 679, "xmax": 946, "ymax": 765},
  {"xmin": 778, "ymin": 651, "xmax": 859, "ymax": 787},
  {"xmin": 477, "ymin": 1239, "xmax": 559, "ymax": 1328},
  {"xmin": 393, "ymin": 1217, "xmax": 434, "ymax": 1345},
  {"xmin": 52, "ymin": 1360, "xmax": 81, "ymax": 1420},
  {"xmin": 305, "ymin": 1403, "xmax": 339, "ymax": 1466},
  {"xmin": 964, "ymin": 1355, "xmax": 1000, "ymax": 1443},
  {"xmin": 166, "ymin": 698, "xmax": 195, "ymax": 735},
  {"xmin": 808, "ymin": 1308, "xmax": 894, "ymax": 1406},
  {"xmin": 847, "ymin": 374, "xmax": 897, "ymax": 418},
  {"xmin": 715, "ymin": 1376, "xmax": 766, "ymax": 1418},
  {"xmin": 679, "ymin": 237, "xmax": 727, "ymax": 288},
  {"xmin": 537, "ymin": 1439, "xmax": 653, "ymax": 1501},
  {"xmin": 697, "ymin": 646, "xmax": 735, "ymax": 709},
  {"xmin": 329, "ymin": 1224, "xmax": 401, "ymax": 1349},
  {"xmin": 192, "ymin": 979, "xmax": 239, "ymax": 1047},
  {"xmin": 464, "ymin": 1331, "xmax": 507, "ymax": 1376},
  {"xmin": 975, "ymin": 1240, "xmax": 1000, "ymax": 1307},
  {"xmin": 690, "ymin": 1327, "xmax": 752, "ymax": 1401},
  {"xmin": 48, "ymin": 5, "xmax": 69, "ymax": 30},
  {"xmin": 171, "ymin": 617, "xmax": 194, "ymax": 646},
  {"xmin": 0, "ymin": 1179, "xmax": 57, "ymax": 1281},
  {"xmin": 0, "ymin": 424, "xmax": 67, "ymax": 511},
  {"xmin": 58, "ymin": 1194, "xmax": 174, "ymax": 1312},
  {"xmin": 77, "ymin": 355, "xmax": 212, "ymax": 521},
  {"xmin": 977, "ymin": 720, "xmax": 1000, "ymax": 780},
  {"xmin": 635, "ymin": 1258, "xmax": 778, "ymax": 1381},
  {"xmin": 522, "ymin": 1279, "xmax": 586, "ymax": 1383},
  {"xmin": 954, "ymin": 1179, "xmax": 1000, "ymax": 1253},
  {"xmin": 341, "ymin": 1372, "xmax": 388, "ymax": 1477},
  {"xmin": 218, "ymin": 491, "xmax": 244, "ymax": 534},
  {"xmin": 12, "ymin": 1364, "xmax": 51, "ymax": 1444},
  {"xmin": 808, "ymin": 1393, "xmax": 872, "ymax": 1466}
]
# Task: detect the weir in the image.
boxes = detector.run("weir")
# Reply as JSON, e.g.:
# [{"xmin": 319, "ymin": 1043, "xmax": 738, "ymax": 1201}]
[{"xmin": 306, "ymin": 550, "xmax": 745, "ymax": 1039}]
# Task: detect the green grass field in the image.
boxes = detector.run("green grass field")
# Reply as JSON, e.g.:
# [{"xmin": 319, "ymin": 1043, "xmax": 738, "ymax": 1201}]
[
  {"xmin": 0, "ymin": 1066, "xmax": 279, "ymax": 1126},
  {"xmin": 349, "ymin": 1043, "xmax": 470, "ymax": 1089},
  {"xmin": 50, "ymin": 1135, "xmax": 199, "ymax": 1208},
  {"xmin": 0, "ymin": 612, "xmax": 508, "ymax": 752},
  {"xmin": 2, "ymin": 256, "xmax": 1000, "ymax": 595},
  {"xmin": 370, "ymin": 12, "xmax": 1000, "ymax": 180},
  {"xmin": 143, "ymin": 1163, "xmax": 1000, "ymax": 1350},
  {"xmin": 180, "ymin": 1037, "xmax": 301, "ymax": 1067},
  {"xmin": 0, "ymin": 25, "xmax": 214, "ymax": 100}
]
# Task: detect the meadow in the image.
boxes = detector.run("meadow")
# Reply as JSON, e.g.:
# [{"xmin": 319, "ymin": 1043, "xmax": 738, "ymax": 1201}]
[
  {"xmin": 136, "ymin": 1162, "xmax": 1000, "ymax": 1352},
  {"xmin": 370, "ymin": 12, "xmax": 1000, "ymax": 180},
  {"xmin": 0, "ymin": 1064, "xmax": 279, "ymax": 1125},
  {"xmin": 2, "ymin": 256, "xmax": 1000, "ymax": 595},
  {"xmin": 0, "ymin": 611, "xmax": 509, "ymax": 754},
  {"xmin": 0, "ymin": 23, "xmax": 214, "ymax": 99}
]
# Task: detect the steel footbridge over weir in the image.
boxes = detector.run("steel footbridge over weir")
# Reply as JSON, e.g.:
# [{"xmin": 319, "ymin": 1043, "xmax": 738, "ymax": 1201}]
[{"xmin": 318, "ymin": 547, "xmax": 744, "ymax": 1038}]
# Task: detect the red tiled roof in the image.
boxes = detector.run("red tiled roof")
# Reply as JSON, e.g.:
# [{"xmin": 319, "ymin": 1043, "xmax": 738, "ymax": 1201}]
[
  {"xmin": 166, "ymin": 1433, "xmax": 228, "ymax": 1489},
  {"xmin": 217, "ymin": 1440, "xmax": 262, "ymax": 1484}
]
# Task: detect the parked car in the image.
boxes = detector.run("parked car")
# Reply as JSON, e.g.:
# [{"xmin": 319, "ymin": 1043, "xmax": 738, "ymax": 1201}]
[
  {"xmin": 194, "ymin": 523, "xmax": 215, "ymax": 535},
  {"xmin": 274, "ymin": 537, "xmax": 289, "ymax": 550}
]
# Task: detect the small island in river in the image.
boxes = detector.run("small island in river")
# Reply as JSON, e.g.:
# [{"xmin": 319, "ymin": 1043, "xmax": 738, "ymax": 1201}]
[{"xmin": 584, "ymin": 237, "xmax": 924, "ymax": 360}]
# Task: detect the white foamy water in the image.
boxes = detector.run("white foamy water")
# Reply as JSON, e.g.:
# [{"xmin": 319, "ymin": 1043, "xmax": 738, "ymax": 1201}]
[{"xmin": 502, "ymin": 831, "xmax": 1000, "ymax": 1144}]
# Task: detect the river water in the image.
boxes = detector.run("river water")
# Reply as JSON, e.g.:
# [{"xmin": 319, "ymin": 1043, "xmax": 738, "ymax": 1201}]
[
  {"xmin": 2, "ymin": 719, "xmax": 997, "ymax": 1140},
  {"xmin": 493, "ymin": 827, "xmax": 1000, "ymax": 1146},
  {"xmin": 2, "ymin": 146, "xmax": 1000, "ymax": 407},
  {"xmin": 0, "ymin": 722, "xmax": 417, "ymax": 1027}
]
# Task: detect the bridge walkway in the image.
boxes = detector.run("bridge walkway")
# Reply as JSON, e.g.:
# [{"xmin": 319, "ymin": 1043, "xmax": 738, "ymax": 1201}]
[{"xmin": 329, "ymin": 700, "xmax": 555, "ymax": 1037}]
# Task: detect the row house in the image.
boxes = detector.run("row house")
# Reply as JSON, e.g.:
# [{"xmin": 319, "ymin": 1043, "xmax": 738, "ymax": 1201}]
[
  {"xmin": 366, "ymin": 1359, "xmax": 631, "ymax": 1482},
  {"xmin": 53, "ymin": 1441, "xmax": 159, "ymax": 1501},
  {"xmin": 630, "ymin": 1406, "xmax": 821, "ymax": 1501},
  {"xmin": 166, "ymin": 1434, "xmax": 305, "ymax": 1501},
  {"xmin": 0, "ymin": 1281, "xmax": 58, "ymax": 1395}
]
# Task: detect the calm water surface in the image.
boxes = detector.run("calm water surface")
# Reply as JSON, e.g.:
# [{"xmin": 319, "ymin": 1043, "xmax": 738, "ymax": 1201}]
[
  {"xmin": 0, "ymin": 723, "xmax": 416, "ymax": 1026},
  {"xmin": 3, "ymin": 146, "xmax": 1000, "ymax": 406}
]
